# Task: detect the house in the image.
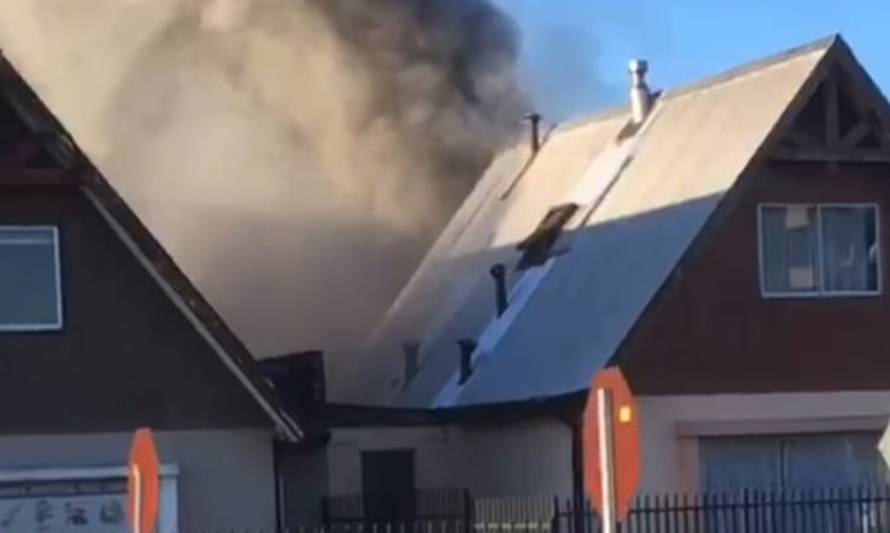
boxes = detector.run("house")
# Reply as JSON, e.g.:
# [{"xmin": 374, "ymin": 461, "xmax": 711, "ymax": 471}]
[
  {"xmin": 318, "ymin": 35, "xmax": 890, "ymax": 509},
  {"xmin": 0, "ymin": 51, "xmax": 303, "ymax": 531}
]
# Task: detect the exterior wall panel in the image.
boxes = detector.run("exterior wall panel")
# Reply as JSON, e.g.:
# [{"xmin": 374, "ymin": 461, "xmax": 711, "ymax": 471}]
[{"xmin": 623, "ymin": 162, "xmax": 890, "ymax": 395}]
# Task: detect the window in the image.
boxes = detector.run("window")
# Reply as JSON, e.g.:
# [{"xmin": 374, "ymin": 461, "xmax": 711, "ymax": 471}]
[
  {"xmin": 0, "ymin": 226, "xmax": 62, "ymax": 330},
  {"xmin": 759, "ymin": 204, "xmax": 880, "ymax": 296},
  {"xmin": 700, "ymin": 432, "xmax": 890, "ymax": 490},
  {"xmin": 516, "ymin": 203, "xmax": 578, "ymax": 270}
]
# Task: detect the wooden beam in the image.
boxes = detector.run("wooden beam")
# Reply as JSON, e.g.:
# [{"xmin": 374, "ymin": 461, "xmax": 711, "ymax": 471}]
[
  {"xmin": 785, "ymin": 131, "xmax": 824, "ymax": 150},
  {"xmin": 840, "ymin": 120, "xmax": 871, "ymax": 148},
  {"xmin": 772, "ymin": 147, "xmax": 890, "ymax": 163},
  {"xmin": 0, "ymin": 168, "xmax": 72, "ymax": 185}
]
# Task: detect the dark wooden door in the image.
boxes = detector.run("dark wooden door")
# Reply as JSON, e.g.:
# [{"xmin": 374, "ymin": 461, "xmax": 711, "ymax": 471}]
[{"xmin": 361, "ymin": 449, "xmax": 416, "ymax": 523}]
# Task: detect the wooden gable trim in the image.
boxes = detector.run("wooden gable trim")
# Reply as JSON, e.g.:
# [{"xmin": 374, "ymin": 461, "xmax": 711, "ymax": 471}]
[
  {"xmin": 772, "ymin": 40, "xmax": 890, "ymax": 163},
  {"xmin": 81, "ymin": 176, "xmax": 303, "ymax": 442}
]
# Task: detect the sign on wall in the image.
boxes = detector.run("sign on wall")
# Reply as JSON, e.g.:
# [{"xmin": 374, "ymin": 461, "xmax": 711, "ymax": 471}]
[{"xmin": 0, "ymin": 492, "xmax": 128, "ymax": 532}]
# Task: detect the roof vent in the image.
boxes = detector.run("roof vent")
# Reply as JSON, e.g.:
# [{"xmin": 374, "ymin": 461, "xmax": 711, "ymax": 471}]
[
  {"xmin": 524, "ymin": 112, "xmax": 542, "ymax": 153},
  {"xmin": 402, "ymin": 340, "xmax": 420, "ymax": 385},
  {"xmin": 629, "ymin": 59, "xmax": 652, "ymax": 125},
  {"xmin": 457, "ymin": 338, "xmax": 477, "ymax": 385},
  {"xmin": 489, "ymin": 263, "xmax": 509, "ymax": 317}
]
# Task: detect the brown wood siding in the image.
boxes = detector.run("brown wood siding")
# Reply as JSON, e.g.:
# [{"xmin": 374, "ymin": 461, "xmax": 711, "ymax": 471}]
[
  {"xmin": 622, "ymin": 161, "xmax": 890, "ymax": 395},
  {"xmin": 0, "ymin": 186, "xmax": 268, "ymax": 433}
]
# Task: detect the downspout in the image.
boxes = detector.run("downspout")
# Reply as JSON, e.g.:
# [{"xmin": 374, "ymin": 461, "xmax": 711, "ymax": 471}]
[
  {"xmin": 558, "ymin": 412, "xmax": 587, "ymax": 532},
  {"xmin": 570, "ymin": 420, "xmax": 586, "ymax": 531},
  {"xmin": 273, "ymin": 439, "xmax": 285, "ymax": 531}
]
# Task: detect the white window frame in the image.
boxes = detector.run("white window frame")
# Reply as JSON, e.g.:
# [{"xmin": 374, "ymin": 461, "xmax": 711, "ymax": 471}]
[
  {"xmin": 757, "ymin": 203, "xmax": 882, "ymax": 298},
  {"xmin": 0, "ymin": 225, "xmax": 63, "ymax": 331}
]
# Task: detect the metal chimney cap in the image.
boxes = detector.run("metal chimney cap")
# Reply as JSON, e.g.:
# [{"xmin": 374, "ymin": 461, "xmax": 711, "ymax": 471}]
[{"xmin": 628, "ymin": 59, "xmax": 649, "ymax": 74}]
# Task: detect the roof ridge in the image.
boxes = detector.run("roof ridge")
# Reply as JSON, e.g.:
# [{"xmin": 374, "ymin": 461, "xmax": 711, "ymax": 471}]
[
  {"xmin": 539, "ymin": 35, "xmax": 840, "ymax": 136},
  {"xmin": 661, "ymin": 34, "xmax": 839, "ymax": 99}
]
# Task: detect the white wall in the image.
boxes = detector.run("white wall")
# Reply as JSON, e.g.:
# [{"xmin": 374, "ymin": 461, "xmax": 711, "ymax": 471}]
[
  {"xmin": 0, "ymin": 428, "xmax": 277, "ymax": 531},
  {"xmin": 638, "ymin": 391, "xmax": 890, "ymax": 493},
  {"xmin": 457, "ymin": 419, "xmax": 573, "ymax": 498},
  {"xmin": 327, "ymin": 418, "xmax": 574, "ymax": 499}
]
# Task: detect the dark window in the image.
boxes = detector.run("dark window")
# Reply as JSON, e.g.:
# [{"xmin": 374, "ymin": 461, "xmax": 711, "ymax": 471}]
[
  {"xmin": 0, "ymin": 226, "xmax": 62, "ymax": 330},
  {"xmin": 759, "ymin": 204, "xmax": 880, "ymax": 296},
  {"xmin": 361, "ymin": 450, "xmax": 416, "ymax": 523},
  {"xmin": 516, "ymin": 203, "xmax": 578, "ymax": 270}
]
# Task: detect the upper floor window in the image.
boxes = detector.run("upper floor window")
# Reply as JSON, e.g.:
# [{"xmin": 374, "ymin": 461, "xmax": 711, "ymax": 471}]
[
  {"xmin": 0, "ymin": 226, "xmax": 62, "ymax": 330},
  {"xmin": 759, "ymin": 204, "xmax": 880, "ymax": 297}
]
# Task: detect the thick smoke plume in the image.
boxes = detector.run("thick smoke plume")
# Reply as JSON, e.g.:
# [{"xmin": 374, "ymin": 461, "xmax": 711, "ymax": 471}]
[{"xmin": 0, "ymin": 0, "xmax": 527, "ymax": 393}]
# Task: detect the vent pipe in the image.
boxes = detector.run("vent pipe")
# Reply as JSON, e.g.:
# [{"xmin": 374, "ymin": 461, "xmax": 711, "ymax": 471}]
[
  {"xmin": 489, "ymin": 263, "xmax": 508, "ymax": 317},
  {"xmin": 457, "ymin": 338, "xmax": 477, "ymax": 384},
  {"xmin": 402, "ymin": 340, "xmax": 420, "ymax": 385},
  {"xmin": 629, "ymin": 59, "xmax": 652, "ymax": 125},
  {"xmin": 525, "ymin": 112, "xmax": 542, "ymax": 152}
]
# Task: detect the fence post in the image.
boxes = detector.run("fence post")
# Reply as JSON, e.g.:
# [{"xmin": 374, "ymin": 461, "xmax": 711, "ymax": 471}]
[
  {"xmin": 321, "ymin": 496, "xmax": 331, "ymax": 530},
  {"xmin": 462, "ymin": 489, "xmax": 474, "ymax": 533},
  {"xmin": 551, "ymin": 496, "xmax": 561, "ymax": 533}
]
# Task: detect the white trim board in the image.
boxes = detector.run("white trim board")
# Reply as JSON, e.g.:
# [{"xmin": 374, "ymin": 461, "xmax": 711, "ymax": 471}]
[
  {"xmin": 81, "ymin": 186, "xmax": 302, "ymax": 441},
  {"xmin": 0, "ymin": 464, "xmax": 180, "ymax": 483},
  {"xmin": 676, "ymin": 415, "xmax": 889, "ymax": 438}
]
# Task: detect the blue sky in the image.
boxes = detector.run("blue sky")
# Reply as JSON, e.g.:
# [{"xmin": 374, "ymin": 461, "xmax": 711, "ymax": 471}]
[{"xmin": 493, "ymin": 0, "xmax": 890, "ymax": 120}]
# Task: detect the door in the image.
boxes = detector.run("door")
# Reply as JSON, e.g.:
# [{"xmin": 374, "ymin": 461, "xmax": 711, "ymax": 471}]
[{"xmin": 361, "ymin": 449, "xmax": 416, "ymax": 524}]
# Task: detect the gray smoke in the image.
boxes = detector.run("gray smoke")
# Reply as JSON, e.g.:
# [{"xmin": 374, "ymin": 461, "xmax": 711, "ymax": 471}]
[{"xmin": 0, "ymin": 0, "xmax": 527, "ymax": 394}]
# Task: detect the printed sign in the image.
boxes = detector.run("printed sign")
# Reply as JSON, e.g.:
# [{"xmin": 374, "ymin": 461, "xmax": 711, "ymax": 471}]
[{"xmin": 0, "ymin": 493, "xmax": 127, "ymax": 532}]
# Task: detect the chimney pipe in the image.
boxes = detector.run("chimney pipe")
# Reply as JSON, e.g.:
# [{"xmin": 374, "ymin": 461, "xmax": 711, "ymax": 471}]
[
  {"xmin": 525, "ymin": 112, "xmax": 542, "ymax": 152},
  {"xmin": 628, "ymin": 59, "xmax": 652, "ymax": 125},
  {"xmin": 457, "ymin": 338, "xmax": 477, "ymax": 384},
  {"xmin": 402, "ymin": 340, "xmax": 420, "ymax": 385},
  {"xmin": 489, "ymin": 263, "xmax": 508, "ymax": 317}
]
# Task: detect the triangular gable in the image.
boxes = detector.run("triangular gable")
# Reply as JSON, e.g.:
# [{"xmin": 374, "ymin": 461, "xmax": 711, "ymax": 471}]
[
  {"xmin": 770, "ymin": 37, "xmax": 890, "ymax": 162},
  {"xmin": 0, "ymin": 51, "xmax": 303, "ymax": 441}
]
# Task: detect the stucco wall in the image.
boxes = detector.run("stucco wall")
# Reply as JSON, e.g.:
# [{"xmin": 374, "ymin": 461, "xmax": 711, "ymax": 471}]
[
  {"xmin": 0, "ymin": 428, "xmax": 276, "ymax": 531},
  {"xmin": 327, "ymin": 418, "xmax": 573, "ymax": 499},
  {"xmin": 456, "ymin": 419, "xmax": 573, "ymax": 498},
  {"xmin": 638, "ymin": 391, "xmax": 890, "ymax": 493}
]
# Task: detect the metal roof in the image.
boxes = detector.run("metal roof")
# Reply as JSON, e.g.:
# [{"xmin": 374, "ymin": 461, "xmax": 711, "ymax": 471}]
[{"xmin": 346, "ymin": 36, "xmax": 843, "ymax": 407}]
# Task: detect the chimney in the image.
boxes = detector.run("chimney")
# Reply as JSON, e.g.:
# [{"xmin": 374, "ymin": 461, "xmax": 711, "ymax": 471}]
[
  {"xmin": 525, "ymin": 112, "xmax": 542, "ymax": 152},
  {"xmin": 489, "ymin": 263, "xmax": 508, "ymax": 317},
  {"xmin": 402, "ymin": 340, "xmax": 420, "ymax": 385},
  {"xmin": 628, "ymin": 59, "xmax": 652, "ymax": 125},
  {"xmin": 457, "ymin": 338, "xmax": 477, "ymax": 384}
]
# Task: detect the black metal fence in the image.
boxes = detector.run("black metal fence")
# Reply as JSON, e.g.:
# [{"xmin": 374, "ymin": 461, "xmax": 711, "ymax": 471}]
[{"xmin": 317, "ymin": 486, "xmax": 890, "ymax": 533}]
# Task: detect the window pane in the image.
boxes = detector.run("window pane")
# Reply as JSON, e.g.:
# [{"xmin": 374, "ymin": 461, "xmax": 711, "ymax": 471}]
[
  {"xmin": 761, "ymin": 206, "xmax": 819, "ymax": 293},
  {"xmin": 0, "ymin": 228, "xmax": 60, "ymax": 328},
  {"xmin": 821, "ymin": 206, "xmax": 879, "ymax": 292},
  {"xmin": 784, "ymin": 432, "xmax": 889, "ymax": 488},
  {"xmin": 700, "ymin": 436, "xmax": 782, "ymax": 490}
]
